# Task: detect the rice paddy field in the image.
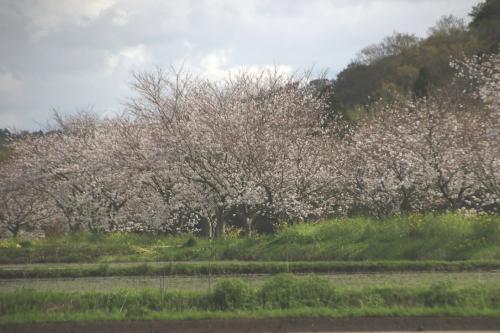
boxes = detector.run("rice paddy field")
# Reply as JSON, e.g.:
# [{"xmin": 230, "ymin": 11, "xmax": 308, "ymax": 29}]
[{"xmin": 1, "ymin": 271, "xmax": 499, "ymax": 293}]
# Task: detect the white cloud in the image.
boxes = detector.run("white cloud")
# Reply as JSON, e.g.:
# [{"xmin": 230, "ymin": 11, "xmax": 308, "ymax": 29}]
[
  {"xmin": 200, "ymin": 49, "xmax": 231, "ymax": 79},
  {"xmin": 25, "ymin": 0, "xmax": 116, "ymax": 37},
  {"xmin": 199, "ymin": 49, "xmax": 291, "ymax": 80},
  {"xmin": 183, "ymin": 41, "xmax": 195, "ymax": 50},
  {"xmin": 112, "ymin": 9, "xmax": 130, "ymax": 26},
  {"xmin": 107, "ymin": 44, "xmax": 151, "ymax": 72},
  {"xmin": 0, "ymin": 72, "xmax": 22, "ymax": 95}
]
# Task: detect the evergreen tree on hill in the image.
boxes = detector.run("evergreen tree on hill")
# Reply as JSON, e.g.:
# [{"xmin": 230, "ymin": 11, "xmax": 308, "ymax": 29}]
[{"xmin": 328, "ymin": 1, "xmax": 498, "ymax": 121}]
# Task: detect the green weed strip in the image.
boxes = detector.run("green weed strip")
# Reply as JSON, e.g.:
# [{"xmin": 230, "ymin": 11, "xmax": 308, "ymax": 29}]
[
  {"xmin": 1, "ymin": 260, "xmax": 500, "ymax": 279},
  {"xmin": 1, "ymin": 275, "xmax": 500, "ymax": 324}
]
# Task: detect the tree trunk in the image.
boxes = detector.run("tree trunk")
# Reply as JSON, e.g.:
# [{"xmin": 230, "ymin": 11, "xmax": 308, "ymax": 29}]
[
  {"xmin": 214, "ymin": 207, "xmax": 225, "ymax": 238},
  {"xmin": 245, "ymin": 216, "xmax": 253, "ymax": 237},
  {"xmin": 243, "ymin": 204, "xmax": 254, "ymax": 237}
]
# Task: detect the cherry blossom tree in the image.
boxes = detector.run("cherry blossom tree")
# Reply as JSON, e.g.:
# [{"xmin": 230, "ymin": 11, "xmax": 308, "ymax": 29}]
[
  {"xmin": 10, "ymin": 113, "xmax": 131, "ymax": 233},
  {"xmin": 0, "ymin": 165, "xmax": 51, "ymax": 237},
  {"xmin": 129, "ymin": 68, "xmax": 348, "ymax": 236},
  {"xmin": 1, "ymin": 52, "xmax": 498, "ymax": 238},
  {"xmin": 452, "ymin": 52, "xmax": 500, "ymax": 211},
  {"xmin": 347, "ymin": 55, "xmax": 499, "ymax": 216}
]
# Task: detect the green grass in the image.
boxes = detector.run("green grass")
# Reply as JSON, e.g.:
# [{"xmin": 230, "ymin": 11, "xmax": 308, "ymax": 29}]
[
  {"xmin": 1, "ymin": 274, "xmax": 499, "ymax": 324},
  {"xmin": 1, "ymin": 213, "xmax": 498, "ymax": 264},
  {"xmin": 3, "ymin": 307, "xmax": 500, "ymax": 324},
  {"xmin": 1, "ymin": 260, "xmax": 499, "ymax": 279},
  {"xmin": 2, "ymin": 271, "xmax": 499, "ymax": 293}
]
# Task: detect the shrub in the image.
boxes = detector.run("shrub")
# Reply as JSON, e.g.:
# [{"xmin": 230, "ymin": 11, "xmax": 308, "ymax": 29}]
[
  {"xmin": 260, "ymin": 274, "xmax": 336, "ymax": 309},
  {"xmin": 184, "ymin": 236, "xmax": 198, "ymax": 247},
  {"xmin": 211, "ymin": 279, "xmax": 258, "ymax": 311}
]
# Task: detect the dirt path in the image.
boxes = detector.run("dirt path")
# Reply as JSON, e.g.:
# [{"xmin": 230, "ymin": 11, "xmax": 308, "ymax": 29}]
[{"xmin": 1, "ymin": 317, "xmax": 500, "ymax": 333}]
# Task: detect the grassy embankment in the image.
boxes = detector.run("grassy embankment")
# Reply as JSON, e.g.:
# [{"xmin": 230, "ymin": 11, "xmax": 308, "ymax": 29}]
[
  {"xmin": 1, "ymin": 213, "xmax": 499, "ymax": 264},
  {"xmin": 1, "ymin": 274, "xmax": 499, "ymax": 324}
]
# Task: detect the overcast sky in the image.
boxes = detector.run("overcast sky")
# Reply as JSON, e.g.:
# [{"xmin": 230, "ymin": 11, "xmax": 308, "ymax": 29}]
[{"xmin": 0, "ymin": 0, "xmax": 481, "ymax": 130}]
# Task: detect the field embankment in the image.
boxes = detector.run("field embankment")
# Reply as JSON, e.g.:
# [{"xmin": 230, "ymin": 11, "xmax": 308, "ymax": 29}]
[
  {"xmin": 1, "ymin": 213, "xmax": 499, "ymax": 264},
  {"xmin": 1, "ymin": 260, "xmax": 499, "ymax": 279}
]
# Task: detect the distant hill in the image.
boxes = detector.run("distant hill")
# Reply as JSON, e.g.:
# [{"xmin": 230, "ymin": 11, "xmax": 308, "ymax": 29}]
[{"xmin": 328, "ymin": 0, "xmax": 500, "ymax": 121}]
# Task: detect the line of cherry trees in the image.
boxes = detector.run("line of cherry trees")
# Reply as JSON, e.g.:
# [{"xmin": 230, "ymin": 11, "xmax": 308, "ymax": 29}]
[{"xmin": 0, "ymin": 53, "xmax": 498, "ymax": 237}]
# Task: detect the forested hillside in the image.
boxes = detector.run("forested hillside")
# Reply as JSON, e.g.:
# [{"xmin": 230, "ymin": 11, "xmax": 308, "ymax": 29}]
[{"xmin": 329, "ymin": 0, "xmax": 500, "ymax": 121}]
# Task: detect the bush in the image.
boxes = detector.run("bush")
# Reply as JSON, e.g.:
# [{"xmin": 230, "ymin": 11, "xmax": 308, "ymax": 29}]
[
  {"xmin": 18, "ymin": 240, "xmax": 32, "ymax": 248},
  {"xmin": 183, "ymin": 236, "xmax": 197, "ymax": 247},
  {"xmin": 424, "ymin": 281, "xmax": 456, "ymax": 307},
  {"xmin": 260, "ymin": 274, "xmax": 336, "ymax": 309},
  {"xmin": 211, "ymin": 279, "xmax": 258, "ymax": 310}
]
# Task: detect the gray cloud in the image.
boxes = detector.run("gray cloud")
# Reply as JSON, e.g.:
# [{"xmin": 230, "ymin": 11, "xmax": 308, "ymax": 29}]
[{"xmin": 0, "ymin": 0, "xmax": 482, "ymax": 130}]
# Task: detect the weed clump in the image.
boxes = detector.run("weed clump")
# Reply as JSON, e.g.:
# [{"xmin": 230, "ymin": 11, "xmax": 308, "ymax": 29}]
[
  {"xmin": 211, "ymin": 279, "xmax": 257, "ymax": 310},
  {"xmin": 184, "ymin": 237, "xmax": 197, "ymax": 248}
]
